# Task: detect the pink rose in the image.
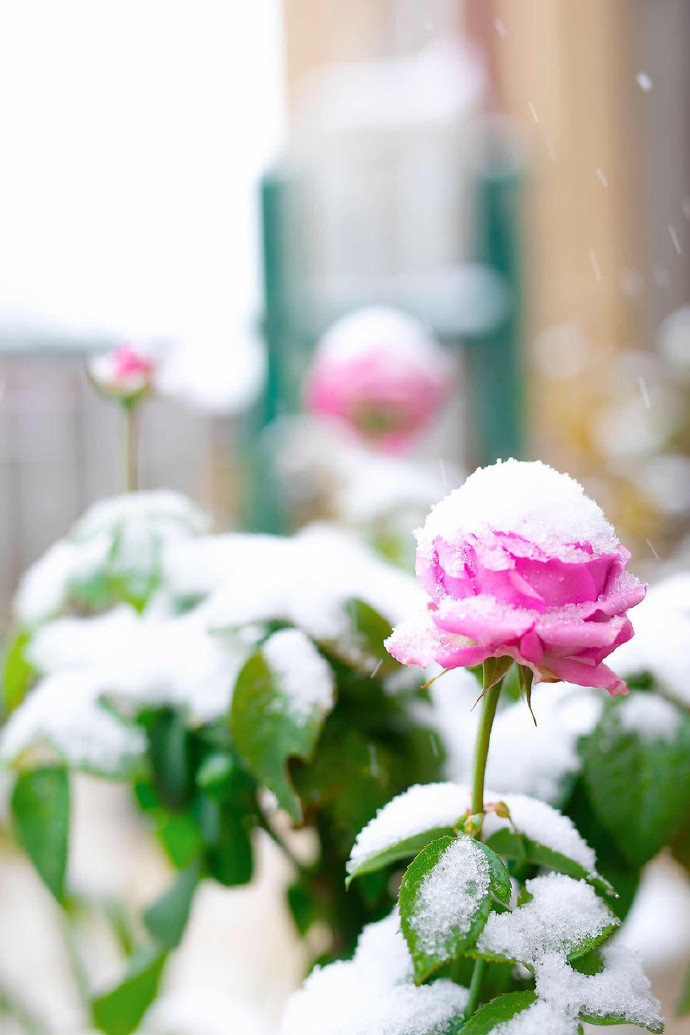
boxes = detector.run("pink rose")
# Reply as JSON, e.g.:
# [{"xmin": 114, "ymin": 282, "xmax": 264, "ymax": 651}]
[
  {"xmin": 89, "ymin": 345, "xmax": 156, "ymax": 401},
  {"xmin": 386, "ymin": 459, "xmax": 645, "ymax": 695},
  {"xmin": 305, "ymin": 307, "xmax": 453, "ymax": 452}
]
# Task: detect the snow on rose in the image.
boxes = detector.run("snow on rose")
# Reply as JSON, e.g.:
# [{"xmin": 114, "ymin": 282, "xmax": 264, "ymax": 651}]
[
  {"xmin": 386, "ymin": 459, "xmax": 646, "ymax": 695},
  {"xmin": 305, "ymin": 307, "xmax": 454, "ymax": 452}
]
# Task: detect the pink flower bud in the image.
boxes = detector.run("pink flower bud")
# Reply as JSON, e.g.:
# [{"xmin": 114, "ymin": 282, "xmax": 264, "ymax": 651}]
[
  {"xmin": 386, "ymin": 459, "xmax": 646, "ymax": 695},
  {"xmin": 88, "ymin": 344, "xmax": 156, "ymax": 402}
]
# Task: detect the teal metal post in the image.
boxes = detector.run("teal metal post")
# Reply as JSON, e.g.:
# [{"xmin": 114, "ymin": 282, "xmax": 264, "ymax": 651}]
[{"xmin": 466, "ymin": 147, "xmax": 524, "ymax": 465}]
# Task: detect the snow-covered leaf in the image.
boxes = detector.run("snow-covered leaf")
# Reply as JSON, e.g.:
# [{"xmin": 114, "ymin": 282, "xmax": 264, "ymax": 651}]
[
  {"xmin": 347, "ymin": 783, "xmax": 471, "ymax": 882},
  {"xmin": 534, "ymin": 945, "xmax": 663, "ymax": 1033},
  {"xmin": 399, "ymin": 835, "xmax": 506, "ymax": 982},
  {"xmin": 475, "ymin": 874, "xmax": 618, "ymax": 966},
  {"xmin": 582, "ymin": 692, "xmax": 690, "ymax": 867},
  {"xmin": 463, "ymin": 994, "xmax": 581, "ymax": 1034},
  {"xmin": 483, "ymin": 794, "xmax": 611, "ymax": 894},
  {"xmin": 230, "ymin": 630, "xmax": 334, "ymax": 821}
]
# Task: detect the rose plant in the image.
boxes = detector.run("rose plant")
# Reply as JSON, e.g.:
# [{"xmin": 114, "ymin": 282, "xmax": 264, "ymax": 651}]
[{"xmin": 279, "ymin": 460, "xmax": 668, "ymax": 1033}]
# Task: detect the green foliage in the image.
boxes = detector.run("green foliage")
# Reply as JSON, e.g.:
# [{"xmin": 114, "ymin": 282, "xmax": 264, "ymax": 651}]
[
  {"xmin": 581, "ymin": 696, "xmax": 690, "ymax": 867},
  {"xmin": 341, "ymin": 598, "xmax": 400, "ymax": 677},
  {"xmin": 231, "ymin": 649, "xmax": 328, "ymax": 821},
  {"xmin": 484, "ymin": 826, "xmax": 613, "ymax": 896},
  {"xmin": 11, "ymin": 767, "xmax": 69, "ymax": 902},
  {"xmin": 346, "ymin": 824, "xmax": 456, "ymax": 884},
  {"xmin": 3, "ymin": 628, "xmax": 35, "ymax": 715},
  {"xmin": 399, "ymin": 835, "xmax": 509, "ymax": 983},
  {"xmin": 678, "ymin": 959, "xmax": 690, "ymax": 1016},
  {"xmin": 91, "ymin": 950, "xmax": 166, "ymax": 1035},
  {"xmin": 144, "ymin": 860, "xmax": 201, "ymax": 948},
  {"xmin": 460, "ymin": 991, "xmax": 538, "ymax": 1033}
]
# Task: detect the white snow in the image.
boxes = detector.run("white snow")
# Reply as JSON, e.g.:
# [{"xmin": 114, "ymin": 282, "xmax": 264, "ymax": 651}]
[
  {"xmin": 70, "ymin": 490, "xmax": 210, "ymax": 541},
  {"xmin": 417, "ymin": 459, "xmax": 619, "ymax": 558},
  {"xmin": 313, "ymin": 306, "xmax": 450, "ymax": 371},
  {"xmin": 26, "ymin": 607, "xmax": 248, "ymax": 723},
  {"xmin": 408, "ymin": 837, "xmax": 490, "ymax": 958},
  {"xmin": 484, "ymin": 794, "xmax": 598, "ymax": 876},
  {"xmin": 273, "ymin": 414, "xmax": 462, "ymax": 531},
  {"xmin": 0, "ymin": 670, "xmax": 146, "ymax": 774},
  {"xmin": 476, "ymin": 873, "xmax": 617, "ymax": 965},
  {"xmin": 14, "ymin": 491, "xmax": 210, "ymax": 625},
  {"xmin": 617, "ymin": 692, "xmax": 682, "ymax": 743},
  {"xmin": 195, "ymin": 523, "xmax": 423, "ymax": 653},
  {"xmin": 612, "ymin": 573, "xmax": 690, "ymax": 707},
  {"xmin": 144, "ymin": 988, "xmax": 271, "ymax": 1035},
  {"xmin": 534, "ymin": 943, "xmax": 662, "ymax": 1031},
  {"xmin": 278, "ymin": 911, "xmax": 468, "ymax": 1035},
  {"xmin": 347, "ymin": 782, "xmax": 471, "ymax": 875},
  {"xmin": 262, "ymin": 629, "xmax": 335, "ymax": 724},
  {"xmin": 491, "ymin": 999, "xmax": 579, "ymax": 1035}
]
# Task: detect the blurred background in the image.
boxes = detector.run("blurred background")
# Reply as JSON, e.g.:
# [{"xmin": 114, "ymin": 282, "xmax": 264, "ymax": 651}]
[
  {"xmin": 1, "ymin": 3, "xmax": 690, "ymax": 1030},
  {"xmin": 1, "ymin": 0, "xmax": 689, "ymax": 619}
]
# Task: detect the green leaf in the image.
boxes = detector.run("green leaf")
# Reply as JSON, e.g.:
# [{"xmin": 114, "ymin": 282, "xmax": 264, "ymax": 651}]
[
  {"xmin": 91, "ymin": 950, "xmax": 166, "ymax": 1035},
  {"xmin": 287, "ymin": 876, "xmax": 319, "ymax": 936},
  {"xmin": 461, "ymin": 991, "xmax": 538, "ymax": 1032},
  {"xmin": 12, "ymin": 767, "xmax": 69, "ymax": 902},
  {"xmin": 203, "ymin": 800, "xmax": 254, "ymax": 887},
  {"xmin": 3, "ymin": 628, "xmax": 34, "ymax": 715},
  {"xmin": 678, "ymin": 957, "xmax": 690, "ymax": 1016},
  {"xmin": 144, "ymin": 860, "xmax": 200, "ymax": 948},
  {"xmin": 340, "ymin": 599, "xmax": 399, "ymax": 676},
  {"xmin": 579, "ymin": 1008, "xmax": 663, "ymax": 1032},
  {"xmin": 155, "ymin": 812, "xmax": 204, "ymax": 869},
  {"xmin": 483, "ymin": 657, "xmax": 514, "ymax": 691},
  {"xmin": 230, "ymin": 649, "xmax": 329, "ymax": 822},
  {"xmin": 346, "ymin": 825, "xmax": 457, "ymax": 885},
  {"xmin": 399, "ymin": 835, "xmax": 507, "ymax": 983},
  {"xmin": 582, "ymin": 695, "xmax": 690, "ymax": 867},
  {"xmin": 147, "ymin": 709, "xmax": 193, "ymax": 811},
  {"xmin": 484, "ymin": 826, "xmax": 614, "ymax": 896}
]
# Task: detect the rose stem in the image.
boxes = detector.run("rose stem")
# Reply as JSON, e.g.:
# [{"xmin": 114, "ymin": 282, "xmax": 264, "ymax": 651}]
[
  {"xmin": 464, "ymin": 665, "xmax": 504, "ymax": 1018},
  {"xmin": 123, "ymin": 402, "xmax": 139, "ymax": 492}
]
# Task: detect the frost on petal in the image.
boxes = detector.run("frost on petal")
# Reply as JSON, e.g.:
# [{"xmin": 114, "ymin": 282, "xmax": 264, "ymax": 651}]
[
  {"xmin": 476, "ymin": 874, "xmax": 617, "ymax": 965},
  {"xmin": 347, "ymin": 783, "xmax": 471, "ymax": 876}
]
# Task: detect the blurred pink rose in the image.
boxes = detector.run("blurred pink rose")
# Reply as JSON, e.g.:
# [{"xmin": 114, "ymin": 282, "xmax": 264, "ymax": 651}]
[
  {"xmin": 386, "ymin": 459, "xmax": 645, "ymax": 695},
  {"xmin": 88, "ymin": 345, "xmax": 156, "ymax": 401},
  {"xmin": 305, "ymin": 307, "xmax": 453, "ymax": 452}
]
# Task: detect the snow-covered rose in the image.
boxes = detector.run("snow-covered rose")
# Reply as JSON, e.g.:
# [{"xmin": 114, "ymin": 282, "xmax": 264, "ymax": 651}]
[
  {"xmin": 305, "ymin": 307, "xmax": 453, "ymax": 452},
  {"xmin": 386, "ymin": 460, "xmax": 645, "ymax": 695},
  {"xmin": 88, "ymin": 344, "xmax": 156, "ymax": 402}
]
